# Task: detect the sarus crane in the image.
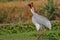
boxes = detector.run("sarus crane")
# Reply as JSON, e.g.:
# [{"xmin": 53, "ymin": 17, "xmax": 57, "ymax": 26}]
[{"xmin": 26, "ymin": 2, "xmax": 51, "ymax": 40}]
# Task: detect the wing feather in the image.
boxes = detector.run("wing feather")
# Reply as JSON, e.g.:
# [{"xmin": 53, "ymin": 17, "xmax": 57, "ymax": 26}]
[{"xmin": 33, "ymin": 13, "xmax": 51, "ymax": 29}]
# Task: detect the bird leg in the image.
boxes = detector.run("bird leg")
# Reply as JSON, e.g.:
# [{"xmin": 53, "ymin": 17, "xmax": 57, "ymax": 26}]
[
  {"xmin": 36, "ymin": 30, "xmax": 40, "ymax": 40},
  {"xmin": 43, "ymin": 27, "xmax": 46, "ymax": 35}
]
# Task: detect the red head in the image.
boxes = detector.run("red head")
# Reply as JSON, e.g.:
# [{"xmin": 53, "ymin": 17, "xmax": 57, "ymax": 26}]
[{"xmin": 28, "ymin": 2, "xmax": 33, "ymax": 8}]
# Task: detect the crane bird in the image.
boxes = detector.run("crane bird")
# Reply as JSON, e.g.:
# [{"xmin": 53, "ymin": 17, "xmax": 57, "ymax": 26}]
[{"xmin": 26, "ymin": 2, "xmax": 51, "ymax": 40}]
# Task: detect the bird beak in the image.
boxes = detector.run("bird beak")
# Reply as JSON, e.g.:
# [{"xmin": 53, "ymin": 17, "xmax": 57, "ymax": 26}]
[{"xmin": 24, "ymin": 2, "xmax": 29, "ymax": 6}]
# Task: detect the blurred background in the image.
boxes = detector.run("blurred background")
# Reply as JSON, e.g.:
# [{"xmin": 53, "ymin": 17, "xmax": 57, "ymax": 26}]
[
  {"xmin": 0, "ymin": 0, "xmax": 60, "ymax": 24},
  {"xmin": 0, "ymin": 0, "xmax": 60, "ymax": 40}
]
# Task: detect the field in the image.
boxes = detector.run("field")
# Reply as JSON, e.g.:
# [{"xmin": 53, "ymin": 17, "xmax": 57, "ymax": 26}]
[
  {"xmin": 0, "ymin": 21, "xmax": 60, "ymax": 40},
  {"xmin": 0, "ymin": 31, "xmax": 36, "ymax": 40},
  {"xmin": 0, "ymin": 30, "xmax": 60, "ymax": 40},
  {"xmin": 0, "ymin": 0, "xmax": 60, "ymax": 40}
]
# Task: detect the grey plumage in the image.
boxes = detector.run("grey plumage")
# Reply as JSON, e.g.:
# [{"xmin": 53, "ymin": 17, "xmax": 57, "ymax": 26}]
[{"xmin": 31, "ymin": 8, "xmax": 51, "ymax": 31}]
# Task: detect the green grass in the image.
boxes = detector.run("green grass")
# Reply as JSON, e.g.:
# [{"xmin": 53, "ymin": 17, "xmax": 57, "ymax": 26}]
[
  {"xmin": 0, "ymin": 31, "xmax": 36, "ymax": 40},
  {"xmin": 0, "ymin": 30, "xmax": 60, "ymax": 40},
  {"xmin": 0, "ymin": 22, "xmax": 60, "ymax": 40}
]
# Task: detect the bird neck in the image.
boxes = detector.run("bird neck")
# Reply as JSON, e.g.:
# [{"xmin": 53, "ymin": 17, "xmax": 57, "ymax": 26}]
[{"xmin": 30, "ymin": 7, "xmax": 36, "ymax": 15}]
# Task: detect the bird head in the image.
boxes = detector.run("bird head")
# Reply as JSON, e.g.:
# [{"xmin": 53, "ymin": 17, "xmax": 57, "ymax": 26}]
[{"xmin": 27, "ymin": 2, "xmax": 33, "ymax": 9}]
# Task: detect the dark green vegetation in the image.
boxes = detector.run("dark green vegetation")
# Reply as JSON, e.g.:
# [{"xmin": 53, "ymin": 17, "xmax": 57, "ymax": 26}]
[
  {"xmin": 44, "ymin": 0, "xmax": 56, "ymax": 20},
  {"xmin": 0, "ymin": 22, "xmax": 60, "ymax": 40},
  {"xmin": 40, "ymin": 0, "xmax": 59, "ymax": 20},
  {"xmin": 0, "ymin": 10, "xmax": 8, "ymax": 23},
  {"xmin": 0, "ymin": 23, "xmax": 35, "ymax": 34}
]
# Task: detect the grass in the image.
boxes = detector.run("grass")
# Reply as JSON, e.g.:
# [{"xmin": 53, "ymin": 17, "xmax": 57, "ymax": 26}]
[
  {"xmin": 0, "ymin": 31, "xmax": 36, "ymax": 40},
  {"xmin": 0, "ymin": 22, "xmax": 60, "ymax": 40},
  {"xmin": 0, "ymin": 30, "xmax": 60, "ymax": 40}
]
